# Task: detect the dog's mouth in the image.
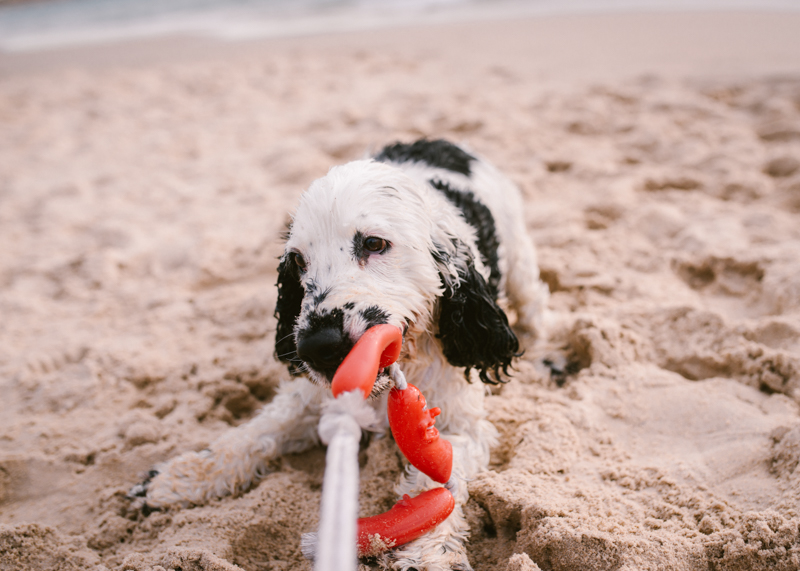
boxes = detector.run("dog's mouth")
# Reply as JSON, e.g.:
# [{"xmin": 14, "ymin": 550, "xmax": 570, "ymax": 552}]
[
  {"xmin": 369, "ymin": 367, "xmax": 396, "ymax": 397},
  {"xmin": 307, "ymin": 361, "xmax": 394, "ymax": 400},
  {"xmin": 308, "ymin": 322, "xmax": 408, "ymax": 397}
]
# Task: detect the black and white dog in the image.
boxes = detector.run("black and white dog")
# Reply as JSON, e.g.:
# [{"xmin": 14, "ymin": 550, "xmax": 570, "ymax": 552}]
[{"xmin": 130, "ymin": 140, "xmax": 549, "ymax": 570}]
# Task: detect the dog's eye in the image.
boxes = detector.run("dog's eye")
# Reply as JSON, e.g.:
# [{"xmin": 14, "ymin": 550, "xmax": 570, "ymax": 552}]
[
  {"xmin": 290, "ymin": 252, "xmax": 307, "ymax": 272},
  {"xmin": 364, "ymin": 237, "xmax": 388, "ymax": 253}
]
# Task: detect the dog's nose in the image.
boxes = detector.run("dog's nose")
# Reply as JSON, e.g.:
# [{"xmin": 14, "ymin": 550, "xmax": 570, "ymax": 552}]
[{"xmin": 296, "ymin": 326, "xmax": 350, "ymax": 374}]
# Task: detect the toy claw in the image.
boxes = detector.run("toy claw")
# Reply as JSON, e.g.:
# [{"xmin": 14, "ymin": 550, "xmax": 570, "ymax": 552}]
[
  {"xmin": 356, "ymin": 488, "xmax": 455, "ymax": 558},
  {"xmin": 331, "ymin": 324, "xmax": 402, "ymax": 399},
  {"xmin": 388, "ymin": 384, "xmax": 453, "ymax": 484}
]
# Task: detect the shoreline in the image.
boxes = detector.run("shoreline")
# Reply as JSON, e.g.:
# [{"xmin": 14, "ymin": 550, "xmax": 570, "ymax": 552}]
[
  {"xmin": 2, "ymin": 10, "xmax": 800, "ymax": 81},
  {"xmin": 2, "ymin": 0, "xmax": 800, "ymax": 54}
]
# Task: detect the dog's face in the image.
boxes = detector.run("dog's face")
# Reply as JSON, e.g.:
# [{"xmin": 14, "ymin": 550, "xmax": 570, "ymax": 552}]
[
  {"xmin": 276, "ymin": 161, "xmax": 443, "ymax": 389},
  {"xmin": 275, "ymin": 159, "xmax": 520, "ymax": 392}
]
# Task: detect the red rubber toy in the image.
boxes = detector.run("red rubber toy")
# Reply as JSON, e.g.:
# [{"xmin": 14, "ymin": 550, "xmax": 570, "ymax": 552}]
[
  {"xmin": 388, "ymin": 384, "xmax": 453, "ymax": 484},
  {"xmin": 327, "ymin": 324, "xmax": 455, "ymax": 556},
  {"xmin": 331, "ymin": 324, "xmax": 402, "ymax": 398},
  {"xmin": 356, "ymin": 489, "xmax": 455, "ymax": 557}
]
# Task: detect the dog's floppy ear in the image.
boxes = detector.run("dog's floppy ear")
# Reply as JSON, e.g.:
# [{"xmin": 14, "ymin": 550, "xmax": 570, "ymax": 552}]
[
  {"xmin": 274, "ymin": 255, "xmax": 304, "ymax": 375},
  {"xmin": 435, "ymin": 243, "xmax": 520, "ymax": 384}
]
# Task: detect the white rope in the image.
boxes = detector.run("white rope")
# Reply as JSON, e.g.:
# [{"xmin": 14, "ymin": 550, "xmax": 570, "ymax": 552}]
[
  {"xmin": 389, "ymin": 363, "xmax": 407, "ymax": 390},
  {"xmin": 304, "ymin": 369, "xmax": 407, "ymax": 570},
  {"xmin": 314, "ymin": 421, "xmax": 360, "ymax": 571},
  {"xmin": 304, "ymin": 391, "xmax": 379, "ymax": 570}
]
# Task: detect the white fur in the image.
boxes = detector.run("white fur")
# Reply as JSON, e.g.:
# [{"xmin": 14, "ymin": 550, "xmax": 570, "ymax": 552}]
[{"xmin": 131, "ymin": 146, "xmax": 548, "ymax": 571}]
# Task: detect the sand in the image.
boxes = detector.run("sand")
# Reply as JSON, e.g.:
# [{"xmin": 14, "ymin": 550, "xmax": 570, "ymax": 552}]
[{"xmin": 1, "ymin": 10, "xmax": 800, "ymax": 571}]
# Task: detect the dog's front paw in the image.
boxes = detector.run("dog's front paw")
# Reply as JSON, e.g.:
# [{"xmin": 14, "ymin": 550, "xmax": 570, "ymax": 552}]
[
  {"xmin": 384, "ymin": 547, "xmax": 472, "ymax": 571},
  {"xmin": 127, "ymin": 449, "xmax": 221, "ymax": 511},
  {"xmin": 383, "ymin": 522, "xmax": 472, "ymax": 571},
  {"xmin": 127, "ymin": 469, "xmax": 161, "ymax": 514}
]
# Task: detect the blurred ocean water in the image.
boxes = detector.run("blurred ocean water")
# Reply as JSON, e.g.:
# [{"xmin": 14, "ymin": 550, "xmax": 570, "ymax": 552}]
[{"xmin": 1, "ymin": 0, "xmax": 799, "ymax": 52}]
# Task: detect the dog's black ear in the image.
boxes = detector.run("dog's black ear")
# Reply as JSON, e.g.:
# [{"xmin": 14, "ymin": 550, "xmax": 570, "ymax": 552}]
[
  {"xmin": 274, "ymin": 256, "xmax": 304, "ymax": 375},
  {"xmin": 437, "ymin": 254, "xmax": 520, "ymax": 385}
]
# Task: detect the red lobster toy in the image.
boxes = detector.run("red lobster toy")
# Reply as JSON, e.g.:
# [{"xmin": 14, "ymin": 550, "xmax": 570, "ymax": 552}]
[{"xmin": 327, "ymin": 324, "xmax": 455, "ymax": 559}]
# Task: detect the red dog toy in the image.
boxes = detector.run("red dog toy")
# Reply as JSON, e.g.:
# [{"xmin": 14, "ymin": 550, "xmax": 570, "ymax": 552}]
[
  {"xmin": 331, "ymin": 325, "xmax": 402, "ymax": 399},
  {"xmin": 355, "ymin": 489, "xmax": 454, "ymax": 557},
  {"xmin": 388, "ymin": 385, "xmax": 453, "ymax": 485},
  {"xmin": 330, "ymin": 324, "xmax": 455, "ymax": 557}
]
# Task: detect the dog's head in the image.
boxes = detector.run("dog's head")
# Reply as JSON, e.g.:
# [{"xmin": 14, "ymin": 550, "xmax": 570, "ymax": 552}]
[{"xmin": 274, "ymin": 160, "xmax": 518, "ymax": 393}]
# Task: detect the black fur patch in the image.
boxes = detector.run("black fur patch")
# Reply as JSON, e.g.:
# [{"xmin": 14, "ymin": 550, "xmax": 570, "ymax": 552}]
[
  {"xmin": 351, "ymin": 230, "xmax": 367, "ymax": 263},
  {"xmin": 430, "ymin": 179, "xmax": 502, "ymax": 296},
  {"xmin": 304, "ymin": 307, "xmax": 346, "ymax": 335},
  {"xmin": 375, "ymin": 139, "xmax": 475, "ymax": 177},
  {"xmin": 360, "ymin": 305, "xmax": 389, "ymax": 329},
  {"xmin": 436, "ymin": 245, "xmax": 519, "ymax": 385},
  {"xmin": 431, "ymin": 242, "xmax": 451, "ymax": 267},
  {"xmin": 274, "ymin": 256, "xmax": 305, "ymax": 375},
  {"xmin": 313, "ymin": 287, "xmax": 330, "ymax": 306}
]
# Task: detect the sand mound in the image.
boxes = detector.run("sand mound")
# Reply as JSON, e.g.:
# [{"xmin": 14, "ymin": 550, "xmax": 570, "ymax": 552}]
[{"xmin": 1, "ymin": 25, "xmax": 799, "ymax": 571}]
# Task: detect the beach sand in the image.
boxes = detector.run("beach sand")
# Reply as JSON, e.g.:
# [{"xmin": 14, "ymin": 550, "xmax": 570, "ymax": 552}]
[{"xmin": 1, "ymin": 10, "xmax": 800, "ymax": 571}]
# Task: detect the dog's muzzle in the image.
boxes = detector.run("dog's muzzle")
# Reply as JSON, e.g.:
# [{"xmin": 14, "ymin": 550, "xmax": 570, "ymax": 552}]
[{"xmin": 296, "ymin": 326, "xmax": 353, "ymax": 380}]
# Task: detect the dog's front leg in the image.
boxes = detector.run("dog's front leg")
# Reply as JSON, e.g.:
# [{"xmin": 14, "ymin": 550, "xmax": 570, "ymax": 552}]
[{"xmin": 129, "ymin": 376, "xmax": 326, "ymax": 510}]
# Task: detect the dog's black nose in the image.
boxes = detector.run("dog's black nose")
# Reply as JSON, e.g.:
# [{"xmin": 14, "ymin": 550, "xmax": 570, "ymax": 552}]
[{"xmin": 296, "ymin": 326, "xmax": 350, "ymax": 375}]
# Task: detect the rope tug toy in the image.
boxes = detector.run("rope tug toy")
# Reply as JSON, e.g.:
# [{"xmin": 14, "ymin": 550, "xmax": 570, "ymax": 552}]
[{"xmin": 303, "ymin": 324, "xmax": 455, "ymax": 569}]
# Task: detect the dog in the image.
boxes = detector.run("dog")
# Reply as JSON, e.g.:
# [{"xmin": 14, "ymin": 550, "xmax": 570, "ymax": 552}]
[{"xmin": 130, "ymin": 139, "xmax": 549, "ymax": 570}]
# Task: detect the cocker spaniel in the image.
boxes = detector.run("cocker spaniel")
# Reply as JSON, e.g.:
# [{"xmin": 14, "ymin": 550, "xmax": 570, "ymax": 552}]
[{"xmin": 130, "ymin": 139, "xmax": 549, "ymax": 570}]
